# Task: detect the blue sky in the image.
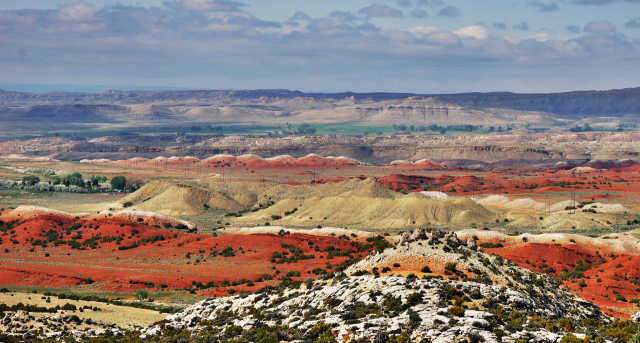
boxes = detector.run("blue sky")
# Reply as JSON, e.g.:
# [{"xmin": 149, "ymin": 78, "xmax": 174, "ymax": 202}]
[{"xmin": 1, "ymin": 0, "xmax": 639, "ymax": 93}]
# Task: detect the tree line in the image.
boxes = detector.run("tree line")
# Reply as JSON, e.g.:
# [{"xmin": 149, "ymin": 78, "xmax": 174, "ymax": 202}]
[
  {"xmin": 391, "ymin": 124, "xmax": 512, "ymax": 134},
  {"xmin": 22, "ymin": 173, "xmax": 130, "ymax": 191}
]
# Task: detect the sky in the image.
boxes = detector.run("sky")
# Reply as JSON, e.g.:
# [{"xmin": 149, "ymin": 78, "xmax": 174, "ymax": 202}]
[{"xmin": 0, "ymin": 0, "xmax": 639, "ymax": 93}]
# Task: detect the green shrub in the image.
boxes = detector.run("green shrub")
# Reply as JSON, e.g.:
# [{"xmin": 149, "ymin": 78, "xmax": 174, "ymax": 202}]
[
  {"xmin": 444, "ymin": 262, "xmax": 457, "ymax": 272},
  {"xmin": 559, "ymin": 334, "xmax": 583, "ymax": 343}
]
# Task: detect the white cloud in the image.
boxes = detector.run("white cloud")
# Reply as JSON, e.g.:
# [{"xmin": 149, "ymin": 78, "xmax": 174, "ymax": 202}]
[
  {"xmin": 454, "ymin": 25, "xmax": 490, "ymax": 40},
  {"xmin": 55, "ymin": 3, "xmax": 96, "ymax": 22},
  {"xmin": 407, "ymin": 25, "xmax": 439, "ymax": 37},
  {"xmin": 424, "ymin": 31, "xmax": 462, "ymax": 45}
]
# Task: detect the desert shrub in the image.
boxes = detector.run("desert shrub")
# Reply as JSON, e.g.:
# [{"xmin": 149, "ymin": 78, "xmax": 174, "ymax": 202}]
[
  {"xmin": 469, "ymin": 332, "xmax": 485, "ymax": 343},
  {"xmin": 420, "ymin": 265, "xmax": 432, "ymax": 273},
  {"xmin": 582, "ymin": 318, "xmax": 601, "ymax": 327},
  {"xmin": 407, "ymin": 293, "xmax": 422, "ymax": 305},
  {"xmin": 559, "ymin": 260, "xmax": 590, "ymax": 280},
  {"xmin": 444, "ymin": 262, "xmax": 457, "ymax": 272},
  {"xmin": 559, "ymin": 334, "xmax": 583, "ymax": 343},
  {"xmin": 479, "ymin": 242, "xmax": 504, "ymax": 249},
  {"xmin": 61, "ymin": 303, "xmax": 77, "ymax": 311},
  {"xmin": 118, "ymin": 242, "xmax": 139, "ymax": 250},
  {"xmin": 448, "ymin": 306, "xmax": 465, "ymax": 317},
  {"xmin": 123, "ymin": 201, "xmax": 133, "ymax": 208},
  {"xmin": 221, "ymin": 247, "xmax": 235, "ymax": 257},
  {"xmin": 469, "ymin": 289, "xmax": 482, "ymax": 299}
]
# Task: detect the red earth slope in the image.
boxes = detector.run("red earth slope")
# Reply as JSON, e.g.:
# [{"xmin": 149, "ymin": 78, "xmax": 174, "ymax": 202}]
[
  {"xmin": 476, "ymin": 240, "xmax": 640, "ymax": 318},
  {"xmin": 0, "ymin": 210, "xmax": 372, "ymax": 296}
]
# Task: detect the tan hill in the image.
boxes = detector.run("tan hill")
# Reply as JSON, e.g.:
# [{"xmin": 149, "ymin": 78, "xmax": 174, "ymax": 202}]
[
  {"xmin": 236, "ymin": 195, "xmax": 495, "ymax": 229},
  {"xmin": 337, "ymin": 176, "xmax": 401, "ymax": 198},
  {"xmin": 118, "ymin": 178, "xmax": 496, "ymax": 228},
  {"xmin": 121, "ymin": 181, "xmax": 245, "ymax": 216}
]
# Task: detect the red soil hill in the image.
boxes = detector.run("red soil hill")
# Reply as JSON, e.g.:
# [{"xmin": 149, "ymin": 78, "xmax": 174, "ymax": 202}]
[
  {"xmin": 0, "ymin": 212, "xmax": 373, "ymax": 296},
  {"xmin": 478, "ymin": 241, "xmax": 640, "ymax": 318}
]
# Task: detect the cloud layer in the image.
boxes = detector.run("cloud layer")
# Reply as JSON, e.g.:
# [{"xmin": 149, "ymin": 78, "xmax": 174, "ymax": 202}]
[{"xmin": 0, "ymin": 1, "xmax": 639, "ymax": 92}]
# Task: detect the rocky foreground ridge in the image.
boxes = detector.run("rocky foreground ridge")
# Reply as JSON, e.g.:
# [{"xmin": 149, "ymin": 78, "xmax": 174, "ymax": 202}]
[
  {"xmin": 140, "ymin": 230, "xmax": 618, "ymax": 343},
  {"xmin": 1, "ymin": 311, "xmax": 123, "ymax": 339}
]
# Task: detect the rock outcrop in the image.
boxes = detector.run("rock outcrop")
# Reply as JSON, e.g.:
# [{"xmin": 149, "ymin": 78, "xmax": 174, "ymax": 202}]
[
  {"xmin": 0, "ymin": 311, "xmax": 122, "ymax": 338},
  {"xmin": 142, "ymin": 229, "xmax": 610, "ymax": 343}
]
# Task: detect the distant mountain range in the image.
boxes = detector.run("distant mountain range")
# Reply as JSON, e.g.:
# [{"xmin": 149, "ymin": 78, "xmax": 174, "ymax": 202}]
[{"xmin": 1, "ymin": 86, "xmax": 640, "ymax": 117}]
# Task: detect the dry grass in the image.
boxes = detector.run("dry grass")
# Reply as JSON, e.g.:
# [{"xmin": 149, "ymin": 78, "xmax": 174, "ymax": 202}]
[{"xmin": 0, "ymin": 292, "xmax": 168, "ymax": 329}]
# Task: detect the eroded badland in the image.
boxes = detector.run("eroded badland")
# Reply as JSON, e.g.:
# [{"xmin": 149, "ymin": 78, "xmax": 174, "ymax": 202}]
[{"xmin": 0, "ymin": 88, "xmax": 640, "ymax": 342}]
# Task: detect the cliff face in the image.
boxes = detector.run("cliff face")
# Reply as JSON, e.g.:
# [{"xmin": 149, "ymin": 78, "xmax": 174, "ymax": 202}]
[
  {"xmin": 434, "ymin": 87, "xmax": 640, "ymax": 117},
  {"xmin": 0, "ymin": 96, "xmax": 549, "ymax": 126}
]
